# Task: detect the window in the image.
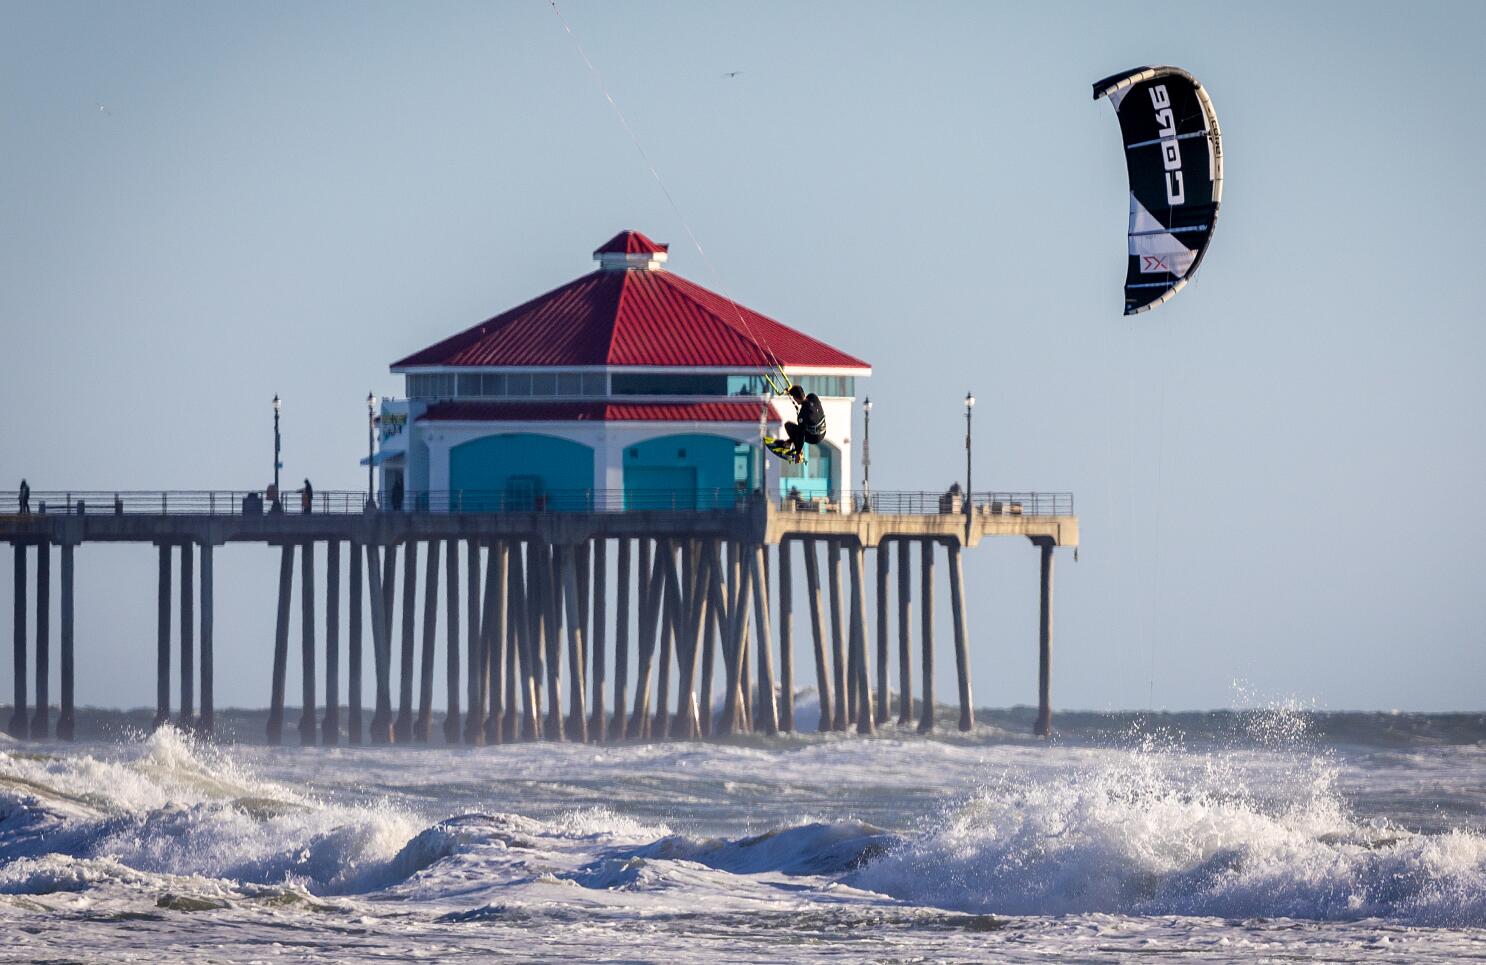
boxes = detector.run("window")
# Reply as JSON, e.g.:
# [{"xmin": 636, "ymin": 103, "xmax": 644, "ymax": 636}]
[
  {"xmin": 505, "ymin": 373, "xmax": 531, "ymax": 396},
  {"xmin": 792, "ymin": 375, "xmax": 855, "ymax": 398},
  {"xmin": 726, "ymin": 375, "xmax": 771, "ymax": 396},
  {"xmin": 531, "ymin": 373, "xmax": 557, "ymax": 396},
  {"xmin": 481, "ymin": 373, "xmax": 506, "ymax": 396},
  {"xmin": 558, "ymin": 373, "xmax": 583, "ymax": 396},
  {"xmin": 457, "ymin": 373, "xmax": 481, "ymax": 397},
  {"xmin": 581, "ymin": 372, "xmax": 608, "ymax": 396},
  {"xmin": 406, "ymin": 374, "xmax": 456, "ymax": 399},
  {"xmin": 612, "ymin": 373, "xmax": 728, "ymax": 395}
]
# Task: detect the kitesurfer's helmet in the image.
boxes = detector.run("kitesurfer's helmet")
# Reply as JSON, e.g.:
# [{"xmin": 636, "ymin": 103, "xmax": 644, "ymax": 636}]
[{"xmin": 788, "ymin": 385, "xmax": 805, "ymax": 403}]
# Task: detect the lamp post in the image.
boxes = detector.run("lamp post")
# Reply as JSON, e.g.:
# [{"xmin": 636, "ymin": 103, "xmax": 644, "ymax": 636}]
[
  {"xmin": 366, "ymin": 392, "xmax": 376, "ymax": 510},
  {"xmin": 272, "ymin": 394, "xmax": 283, "ymax": 496},
  {"xmin": 862, "ymin": 397, "xmax": 872, "ymax": 509},
  {"xmin": 963, "ymin": 391, "xmax": 975, "ymax": 517}
]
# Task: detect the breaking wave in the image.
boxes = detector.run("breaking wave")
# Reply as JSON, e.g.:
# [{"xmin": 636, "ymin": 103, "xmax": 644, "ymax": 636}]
[{"xmin": 849, "ymin": 723, "xmax": 1486, "ymax": 924}]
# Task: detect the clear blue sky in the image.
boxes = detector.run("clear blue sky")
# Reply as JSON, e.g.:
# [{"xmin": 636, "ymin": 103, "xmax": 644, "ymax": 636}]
[{"xmin": 2, "ymin": 1, "xmax": 1482, "ymax": 713}]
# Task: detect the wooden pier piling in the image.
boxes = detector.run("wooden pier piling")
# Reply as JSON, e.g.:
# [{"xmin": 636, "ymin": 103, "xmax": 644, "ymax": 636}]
[
  {"xmin": 629, "ymin": 540, "xmax": 660, "ymax": 739},
  {"xmin": 750, "ymin": 544, "xmax": 780, "ymax": 735},
  {"xmin": 542, "ymin": 543, "xmax": 564, "ymax": 741},
  {"xmin": 589, "ymin": 539, "xmax": 607, "ymax": 742},
  {"xmin": 848, "ymin": 543, "xmax": 874, "ymax": 735},
  {"xmin": 32, "ymin": 542, "xmax": 49, "ymax": 738},
  {"xmin": 502, "ymin": 556, "xmax": 520, "ymax": 742},
  {"xmin": 896, "ymin": 539, "xmax": 912, "ymax": 726},
  {"xmin": 1034, "ymin": 538, "xmax": 1054, "ymax": 738},
  {"xmin": 347, "ymin": 542, "xmax": 363, "ymax": 745},
  {"xmin": 58, "ymin": 543, "xmax": 76, "ymax": 740},
  {"xmin": 267, "ymin": 544, "xmax": 292, "ymax": 745},
  {"xmin": 802, "ymin": 539, "xmax": 830, "ymax": 731},
  {"xmin": 156, "ymin": 542, "xmax": 172, "ymax": 731},
  {"xmin": 611, "ymin": 538, "xmax": 631, "ymax": 740},
  {"xmin": 948, "ymin": 542, "xmax": 974, "ymax": 732},
  {"xmin": 199, "ymin": 542, "xmax": 215, "ymax": 736},
  {"xmin": 777, "ymin": 542, "xmax": 794, "ymax": 732},
  {"xmin": 486, "ymin": 541, "xmax": 508, "ymax": 745},
  {"xmin": 480, "ymin": 542, "xmax": 501, "ymax": 742},
  {"xmin": 827, "ymin": 542, "xmax": 847, "ymax": 731},
  {"xmin": 654, "ymin": 541, "xmax": 677, "ymax": 740},
  {"xmin": 918, "ymin": 539, "xmax": 935, "ymax": 734},
  {"xmin": 324, "ymin": 541, "xmax": 340, "ymax": 745},
  {"xmin": 8, "ymin": 543, "xmax": 25, "ymax": 739},
  {"xmin": 443, "ymin": 538, "xmax": 460, "ymax": 743},
  {"xmin": 299, "ymin": 541, "xmax": 317, "ymax": 746},
  {"xmin": 394, "ymin": 540, "xmax": 417, "ymax": 742},
  {"xmin": 416, "ymin": 540, "xmax": 439, "ymax": 742},
  {"xmin": 564, "ymin": 544, "xmax": 588, "ymax": 743},
  {"xmin": 366, "ymin": 543, "xmax": 394, "ymax": 744},
  {"xmin": 464, "ymin": 539, "xmax": 483, "ymax": 744},
  {"xmin": 874, "ymin": 544, "xmax": 889, "ymax": 725},
  {"xmin": 179, "ymin": 541, "xmax": 193, "ymax": 731}
]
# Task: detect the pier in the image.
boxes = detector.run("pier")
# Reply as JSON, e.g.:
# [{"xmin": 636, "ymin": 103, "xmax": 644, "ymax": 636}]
[{"xmin": 2, "ymin": 489, "xmax": 1076, "ymax": 743}]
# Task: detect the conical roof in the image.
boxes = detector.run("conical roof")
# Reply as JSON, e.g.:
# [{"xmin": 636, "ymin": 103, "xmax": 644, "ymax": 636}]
[{"xmin": 391, "ymin": 232, "xmax": 869, "ymax": 371}]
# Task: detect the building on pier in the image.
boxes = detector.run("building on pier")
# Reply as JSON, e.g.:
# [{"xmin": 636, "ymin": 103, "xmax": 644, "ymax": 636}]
[{"xmin": 369, "ymin": 231, "xmax": 870, "ymax": 512}]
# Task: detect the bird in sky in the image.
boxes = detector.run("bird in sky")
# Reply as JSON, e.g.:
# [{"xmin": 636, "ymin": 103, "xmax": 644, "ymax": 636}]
[
  {"xmin": 95, "ymin": 102, "xmax": 112, "ymax": 116},
  {"xmin": 722, "ymin": 71, "xmax": 742, "ymax": 79}
]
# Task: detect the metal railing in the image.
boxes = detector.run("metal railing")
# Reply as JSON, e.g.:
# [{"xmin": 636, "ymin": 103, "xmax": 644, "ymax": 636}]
[
  {"xmin": 835, "ymin": 491, "xmax": 1075, "ymax": 517},
  {"xmin": 0, "ymin": 489, "xmax": 1074, "ymax": 518}
]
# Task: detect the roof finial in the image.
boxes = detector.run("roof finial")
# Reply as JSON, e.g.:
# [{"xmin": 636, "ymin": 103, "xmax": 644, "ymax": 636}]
[{"xmin": 594, "ymin": 230, "xmax": 669, "ymax": 270}]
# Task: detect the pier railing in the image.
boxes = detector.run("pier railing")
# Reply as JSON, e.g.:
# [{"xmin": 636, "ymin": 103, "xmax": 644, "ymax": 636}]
[{"xmin": 0, "ymin": 489, "xmax": 1073, "ymax": 518}]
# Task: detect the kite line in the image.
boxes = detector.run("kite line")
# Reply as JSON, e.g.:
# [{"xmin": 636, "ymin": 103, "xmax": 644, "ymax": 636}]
[{"xmin": 547, "ymin": 0, "xmax": 791, "ymax": 397}]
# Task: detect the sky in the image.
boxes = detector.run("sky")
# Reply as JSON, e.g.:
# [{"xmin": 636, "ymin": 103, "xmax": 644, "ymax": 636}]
[{"xmin": 2, "ymin": 1, "xmax": 1483, "ymax": 715}]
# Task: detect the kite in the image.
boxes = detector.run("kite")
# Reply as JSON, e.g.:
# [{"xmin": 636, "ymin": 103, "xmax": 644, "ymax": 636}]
[{"xmin": 1093, "ymin": 66, "xmax": 1223, "ymax": 315}]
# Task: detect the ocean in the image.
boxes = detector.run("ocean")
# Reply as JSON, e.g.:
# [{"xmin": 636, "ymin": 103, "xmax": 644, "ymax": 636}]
[{"xmin": 3, "ymin": 700, "xmax": 1485, "ymax": 962}]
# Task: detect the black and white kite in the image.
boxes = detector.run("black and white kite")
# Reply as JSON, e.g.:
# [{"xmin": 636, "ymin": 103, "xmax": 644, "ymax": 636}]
[{"xmin": 1093, "ymin": 66, "xmax": 1223, "ymax": 315}]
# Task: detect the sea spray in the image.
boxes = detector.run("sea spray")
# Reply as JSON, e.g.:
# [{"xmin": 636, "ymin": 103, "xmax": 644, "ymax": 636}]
[
  {"xmin": 0, "ymin": 727, "xmax": 422, "ymax": 894},
  {"xmin": 849, "ymin": 708, "xmax": 1486, "ymax": 924}
]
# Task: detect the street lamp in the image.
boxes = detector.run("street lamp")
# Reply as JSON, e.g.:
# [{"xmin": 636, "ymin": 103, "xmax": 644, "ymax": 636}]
[
  {"xmin": 272, "ymin": 394, "xmax": 283, "ymax": 497},
  {"xmin": 862, "ymin": 397, "xmax": 873, "ymax": 507},
  {"xmin": 366, "ymin": 392, "xmax": 377, "ymax": 510},
  {"xmin": 963, "ymin": 391, "xmax": 975, "ymax": 517}
]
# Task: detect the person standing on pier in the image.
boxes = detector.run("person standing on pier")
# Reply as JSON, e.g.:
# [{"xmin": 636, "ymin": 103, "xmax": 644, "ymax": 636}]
[
  {"xmin": 18, "ymin": 479, "xmax": 29, "ymax": 513},
  {"xmin": 302, "ymin": 479, "xmax": 314, "ymax": 514}
]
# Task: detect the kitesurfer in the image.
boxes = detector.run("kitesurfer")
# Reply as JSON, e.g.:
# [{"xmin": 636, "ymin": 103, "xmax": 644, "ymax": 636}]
[{"xmin": 780, "ymin": 384, "xmax": 826, "ymax": 461}]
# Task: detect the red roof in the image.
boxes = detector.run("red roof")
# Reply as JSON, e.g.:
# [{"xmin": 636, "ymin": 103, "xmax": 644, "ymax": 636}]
[
  {"xmin": 593, "ymin": 230, "xmax": 668, "ymax": 255},
  {"xmin": 392, "ymin": 234, "xmax": 869, "ymax": 371},
  {"xmin": 420, "ymin": 400, "xmax": 782, "ymax": 424}
]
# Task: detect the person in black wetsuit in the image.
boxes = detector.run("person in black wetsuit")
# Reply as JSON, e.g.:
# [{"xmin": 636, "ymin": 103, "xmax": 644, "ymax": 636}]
[{"xmin": 782, "ymin": 384, "xmax": 827, "ymax": 460}]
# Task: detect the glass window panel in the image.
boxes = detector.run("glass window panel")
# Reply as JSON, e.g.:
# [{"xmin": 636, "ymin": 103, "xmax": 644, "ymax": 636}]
[
  {"xmin": 612, "ymin": 373, "xmax": 727, "ymax": 395},
  {"xmin": 457, "ymin": 373, "xmax": 481, "ymax": 396},
  {"xmin": 558, "ymin": 373, "xmax": 583, "ymax": 396},
  {"xmin": 531, "ymin": 373, "xmax": 557, "ymax": 396},
  {"xmin": 582, "ymin": 372, "xmax": 607, "ymax": 396},
  {"xmin": 482, "ymin": 373, "xmax": 505, "ymax": 396}
]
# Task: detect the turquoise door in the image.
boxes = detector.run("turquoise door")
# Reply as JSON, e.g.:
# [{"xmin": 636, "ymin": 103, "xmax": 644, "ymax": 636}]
[
  {"xmin": 449, "ymin": 434, "xmax": 594, "ymax": 511},
  {"xmin": 624, "ymin": 466, "xmax": 699, "ymax": 510},
  {"xmin": 624, "ymin": 434, "xmax": 740, "ymax": 510}
]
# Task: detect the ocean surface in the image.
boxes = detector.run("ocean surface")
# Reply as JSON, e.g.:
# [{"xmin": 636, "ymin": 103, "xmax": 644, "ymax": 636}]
[{"xmin": 3, "ymin": 700, "xmax": 1486, "ymax": 962}]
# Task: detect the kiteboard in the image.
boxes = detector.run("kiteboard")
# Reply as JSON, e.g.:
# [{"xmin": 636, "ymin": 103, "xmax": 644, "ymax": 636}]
[{"xmin": 763, "ymin": 436, "xmax": 803, "ymax": 464}]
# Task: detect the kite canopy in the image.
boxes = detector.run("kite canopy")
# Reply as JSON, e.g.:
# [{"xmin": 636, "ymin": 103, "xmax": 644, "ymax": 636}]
[{"xmin": 1094, "ymin": 66, "xmax": 1223, "ymax": 315}]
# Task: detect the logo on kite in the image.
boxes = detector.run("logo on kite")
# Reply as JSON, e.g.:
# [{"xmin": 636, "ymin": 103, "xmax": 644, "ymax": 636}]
[{"xmin": 1093, "ymin": 66, "xmax": 1224, "ymax": 315}]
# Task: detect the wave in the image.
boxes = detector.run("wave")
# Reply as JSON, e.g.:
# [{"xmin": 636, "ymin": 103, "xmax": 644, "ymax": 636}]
[
  {"xmin": 848, "ymin": 730, "xmax": 1486, "ymax": 925},
  {"xmin": 0, "ymin": 728, "xmax": 423, "ymax": 896}
]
